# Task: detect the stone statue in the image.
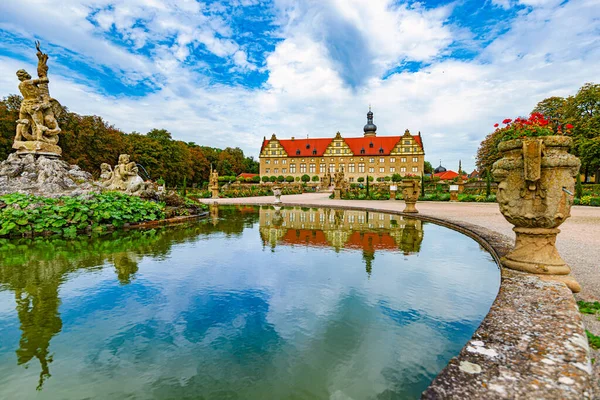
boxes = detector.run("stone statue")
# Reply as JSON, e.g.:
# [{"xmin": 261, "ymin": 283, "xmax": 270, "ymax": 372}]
[
  {"xmin": 100, "ymin": 154, "xmax": 146, "ymax": 195},
  {"xmin": 13, "ymin": 41, "xmax": 63, "ymax": 157},
  {"xmin": 333, "ymin": 168, "xmax": 345, "ymax": 200},
  {"xmin": 210, "ymin": 167, "xmax": 219, "ymax": 198}
]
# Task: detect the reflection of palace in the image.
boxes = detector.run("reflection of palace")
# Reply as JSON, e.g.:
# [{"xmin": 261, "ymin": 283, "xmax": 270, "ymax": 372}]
[{"xmin": 259, "ymin": 207, "xmax": 423, "ymax": 274}]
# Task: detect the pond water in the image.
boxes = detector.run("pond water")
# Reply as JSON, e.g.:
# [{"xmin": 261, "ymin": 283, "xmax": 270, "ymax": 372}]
[{"xmin": 0, "ymin": 206, "xmax": 500, "ymax": 399}]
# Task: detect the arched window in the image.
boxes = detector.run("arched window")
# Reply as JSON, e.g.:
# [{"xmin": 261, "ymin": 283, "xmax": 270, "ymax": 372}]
[
  {"xmin": 360, "ymin": 148, "xmax": 365, "ymax": 154},
  {"xmin": 296, "ymin": 149, "xmax": 301, "ymax": 155},
  {"xmin": 369, "ymin": 142, "xmax": 374, "ymax": 148},
  {"xmin": 379, "ymin": 147, "xmax": 384, "ymax": 154},
  {"xmin": 312, "ymin": 149, "xmax": 317, "ymax": 155}
]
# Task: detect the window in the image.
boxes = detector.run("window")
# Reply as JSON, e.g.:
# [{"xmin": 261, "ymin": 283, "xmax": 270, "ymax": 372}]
[
  {"xmin": 412, "ymin": 167, "xmax": 418, "ymax": 172},
  {"xmin": 313, "ymin": 149, "xmax": 317, "ymax": 155},
  {"xmin": 336, "ymin": 149, "xmax": 340, "ymax": 154},
  {"xmin": 329, "ymin": 164, "xmax": 335, "ymax": 173},
  {"xmin": 336, "ymin": 142, "xmax": 340, "ymax": 147},
  {"xmin": 360, "ymin": 148, "xmax": 365, "ymax": 154},
  {"xmin": 271, "ymin": 143, "xmax": 276, "ymax": 147},
  {"xmin": 306, "ymin": 143, "xmax": 310, "ymax": 149},
  {"xmin": 369, "ymin": 167, "xmax": 375, "ymax": 173},
  {"xmin": 320, "ymin": 163, "xmax": 326, "ymax": 173},
  {"xmin": 379, "ymin": 157, "xmax": 385, "ymax": 163},
  {"xmin": 413, "ymin": 157, "xmax": 418, "ymax": 163},
  {"xmin": 266, "ymin": 160, "xmax": 270, "ymax": 164},
  {"xmin": 369, "ymin": 158, "xmax": 375, "ymax": 163},
  {"xmin": 348, "ymin": 163, "xmax": 355, "ymax": 173},
  {"xmin": 300, "ymin": 164, "xmax": 306, "ymax": 173},
  {"xmin": 379, "ymin": 167, "xmax": 385, "ymax": 173},
  {"xmin": 369, "ymin": 142, "xmax": 374, "ymax": 148},
  {"xmin": 404, "ymin": 147, "xmax": 410, "ymax": 152},
  {"xmin": 358, "ymin": 163, "xmax": 365, "ymax": 173},
  {"xmin": 274, "ymin": 168, "xmax": 278, "ymax": 173},
  {"xmin": 404, "ymin": 140, "xmax": 411, "ymax": 145},
  {"xmin": 271, "ymin": 150, "xmax": 276, "ymax": 155},
  {"xmin": 401, "ymin": 167, "xmax": 406, "ymax": 172},
  {"xmin": 282, "ymin": 159, "xmax": 287, "ymax": 164},
  {"xmin": 290, "ymin": 164, "xmax": 296, "ymax": 173},
  {"xmin": 266, "ymin": 168, "xmax": 270, "ymax": 173},
  {"xmin": 390, "ymin": 167, "xmax": 395, "ymax": 172},
  {"xmin": 379, "ymin": 148, "xmax": 384, "ymax": 154},
  {"xmin": 390, "ymin": 158, "xmax": 395, "ymax": 163},
  {"xmin": 339, "ymin": 164, "xmax": 345, "ymax": 172},
  {"xmin": 401, "ymin": 157, "xmax": 406, "ymax": 162},
  {"xmin": 274, "ymin": 159, "xmax": 279, "ymax": 164},
  {"xmin": 309, "ymin": 164, "xmax": 316, "ymax": 173},
  {"xmin": 282, "ymin": 168, "xmax": 287, "ymax": 173},
  {"xmin": 296, "ymin": 149, "xmax": 301, "ymax": 155}
]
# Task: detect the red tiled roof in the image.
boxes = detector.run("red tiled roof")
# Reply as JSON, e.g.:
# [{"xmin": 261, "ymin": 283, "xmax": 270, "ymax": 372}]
[
  {"xmin": 280, "ymin": 229, "xmax": 329, "ymax": 247},
  {"xmin": 344, "ymin": 232, "xmax": 398, "ymax": 251},
  {"xmin": 263, "ymin": 135, "xmax": 423, "ymax": 157},
  {"xmin": 238, "ymin": 173, "xmax": 259, "ymax": 179},
  {"xmin": 434, "ymin": 170, "xmax": 468, "ymax": 180}
]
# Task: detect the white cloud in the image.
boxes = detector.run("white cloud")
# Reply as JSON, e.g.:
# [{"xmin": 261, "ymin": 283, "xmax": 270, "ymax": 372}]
[{"xmin": 0, "ymin": 0, "xmax": 598, "ymax": 172}]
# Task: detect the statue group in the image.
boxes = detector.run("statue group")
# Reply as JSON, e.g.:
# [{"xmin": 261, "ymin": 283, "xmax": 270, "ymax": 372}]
[
  {"xmin": 100, "ymin": 154, "xmax": 149, "ymax": 195},
  {"xmin": 13, "ymin": 41, "xmax": 63, "ymax": 157}
]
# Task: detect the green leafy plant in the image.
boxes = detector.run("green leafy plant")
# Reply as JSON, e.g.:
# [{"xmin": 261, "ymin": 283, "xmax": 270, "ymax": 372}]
[
  {"xmin": 577, "ymin": 301, "xmax": 600, "ymax": 315},
  {"xmin": 586, "ymin": 330, "xmax": 600, "ymax": 350}
]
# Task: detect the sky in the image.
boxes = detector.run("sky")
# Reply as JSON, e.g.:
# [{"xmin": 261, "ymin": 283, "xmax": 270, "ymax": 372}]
[{"xmin": 0, "ymin": 0, "xmax": 598, "ymax": 172}]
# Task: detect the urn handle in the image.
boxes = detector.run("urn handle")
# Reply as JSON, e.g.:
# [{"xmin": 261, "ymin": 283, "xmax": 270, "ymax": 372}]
[{"xmin": 523, "ymin": 139, "xmax": 543, "ymax": 191}]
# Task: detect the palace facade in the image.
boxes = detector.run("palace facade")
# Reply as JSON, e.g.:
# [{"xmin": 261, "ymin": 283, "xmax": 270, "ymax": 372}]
[{"xmin": 259, "ymin": 109, "xmax": 425, "ymax": 182}]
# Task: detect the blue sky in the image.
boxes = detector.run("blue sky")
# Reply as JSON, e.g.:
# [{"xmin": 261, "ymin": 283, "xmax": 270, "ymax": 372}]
[{"xmin": 0, "ymin": 0, "xmax": 598, "ymax": 171}]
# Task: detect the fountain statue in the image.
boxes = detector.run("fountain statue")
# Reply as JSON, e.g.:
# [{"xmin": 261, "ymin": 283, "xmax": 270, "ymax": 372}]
[
  {"xmin": 13, "ymin": 41, "xmax": 63, "ymax": 157},
  {"xmin": 99, "ymin": 154, "xmax": 149, "ymax": 195},
  {"xmin": 0, "ymin": 42, "xmax": 97, "ymax": 197}
]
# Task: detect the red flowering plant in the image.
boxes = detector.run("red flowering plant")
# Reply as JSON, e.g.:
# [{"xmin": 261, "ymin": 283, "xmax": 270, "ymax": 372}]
[{"xmin": 493, "ymin": 112, "xmax": 573, "ymax": 141}]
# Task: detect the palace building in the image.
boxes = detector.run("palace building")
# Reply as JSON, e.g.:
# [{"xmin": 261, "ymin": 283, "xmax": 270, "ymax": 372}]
[{"xmin": 258, "ymin": 108, "xmax": 425, "ymax": 182}]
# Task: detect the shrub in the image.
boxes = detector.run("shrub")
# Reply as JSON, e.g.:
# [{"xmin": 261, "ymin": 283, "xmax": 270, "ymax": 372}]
[
  {"xmin": 391, "ymin": 173, "xmax": 402, "ymax": 182},
  {"xmin": 261, "ymin": 176, "xmax": 269, "ymax": 183},
  {"xmin": 357, "ymin": 177, "xmax": 365, "ymax": 182},
  {"xmin": 269, "ymin": 176, "xmax": 277, "ymax": 182},
  {"xmin": 301, "ymin": 174, "xmax": 310, "ymax": 182},
  {"xmin": 252, "ymin": 176, "xmax": 261, "ymax": 183},
  {"xmin": 312, "ymin": 175, "xmax": 320, "ymax": 182},
  {"xmin": 286, "ymin": 176, "xmax": 294, "ymax": 183},
  {"xmin": 367, "ymin": 176, "xmax": 374, "ymax": 182},
  {"xmin": 384, "ymin": 176, "xmax": 391, "ymax": 182},
  {"xmin": 295, "ymin": 176, "xmax": 300, "ymax": 182},
  {"xmin": 277, "ymin": 175, "xmax": 285, "ymax": 182}
]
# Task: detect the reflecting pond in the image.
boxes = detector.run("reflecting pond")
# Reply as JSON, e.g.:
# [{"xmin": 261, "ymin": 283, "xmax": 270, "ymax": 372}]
[{"xmin": 0, "ymin": 205, "xmax": 500, "ymax": 399}]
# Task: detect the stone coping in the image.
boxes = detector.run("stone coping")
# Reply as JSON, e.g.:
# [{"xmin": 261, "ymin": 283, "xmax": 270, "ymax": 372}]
[{"xmin": 206, "ymin": 200, "xmax": 593, "ymax": 399}]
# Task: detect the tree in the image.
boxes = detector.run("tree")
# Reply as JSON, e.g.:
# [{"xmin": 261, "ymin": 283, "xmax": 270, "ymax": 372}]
[
  {"xmin": 311, "ymin": 175, "xmax": 319, "ymax": 182},
  {"xmin": 277, "ymin": 175, "xmax": 285, "ymax": 182},
  {"xmin": 301, "ymin": 174, "xmax": 310, "ymax": 182},
  {"xmin": 261, "ymin": 176, "xmax": 269, "ymax": 183},
  {"xmin": 533, "ymin": 96, "xmax": 567, "ymax": 131},
  {"xmin": 423, "ymin": 161, "xmax": 433, "ymax": 175},
  {"xmin": 476, "ymin": 128, "xmax": 504, "ymax": 177},
  {"xmin": 285, "ymin": 176, "xmax": 294, "ymax": 183},
  {"xmin": 391, "ymin": 173, "xmax": 402, "ymax": 182}
]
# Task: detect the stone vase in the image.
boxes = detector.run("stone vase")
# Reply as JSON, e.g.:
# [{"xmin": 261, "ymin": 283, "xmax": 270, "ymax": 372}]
[
  {"xmin": 492, "ymin": 136, "xmax": 581, "ymax": 292},
  {"xmin": 401, "ymin": 179, "xmax": 420, "ymax": 213}
]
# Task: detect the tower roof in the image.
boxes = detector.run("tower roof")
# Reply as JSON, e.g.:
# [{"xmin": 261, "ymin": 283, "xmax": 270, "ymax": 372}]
[{"xmin": 363, "ymin": 106, "xmax": 377, "ymax": 136}]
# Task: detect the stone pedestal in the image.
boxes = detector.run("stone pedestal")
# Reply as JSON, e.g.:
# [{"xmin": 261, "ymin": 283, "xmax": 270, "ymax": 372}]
[
  {"xmin": 389, "ymin": 190, "xmax": 396, "ymax": 200},
  {"xmin": 13, "ymin": 140, "xmax": 61, "ymax": 157},
  {"xmin": 492, "ymin": 136, "xmax": 581, "ymax": 292},
  {"xmin": 333, "ymin": 188, "xmax": 341, "ymax": 200},
  {"xmin": 450, "ymin": 190, "xmax": 458, "ymax": 202},
  {"xmin": 211, "ymin": 186, "xmax": 219, "ymax": 199},
  {"xmin": 273, "ymin": 186, "xmax": 282, "ymax": 204}
]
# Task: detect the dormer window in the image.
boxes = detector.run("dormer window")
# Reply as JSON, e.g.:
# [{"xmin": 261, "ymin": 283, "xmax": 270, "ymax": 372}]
[
  {"xmin": 296, "ymin": 149, "xmax": 301, "ymax": 155},
  {"xmin": 306, "ymin": 143, "xmax": 310, "ymax": 149},
  {"xmin": 312, "ymin": 149, "xmax": 317, "ymax": 155},
  {"xmin": 379, "ymin": 147, "xmax": 384, "ymax": 154},
  {"xmin": 369, "ymin": 142, "xmax": 374, "ymax": 148},
  {"xmin": 360, "ymin": 147, "xmax": 365, "ymax": 154}
]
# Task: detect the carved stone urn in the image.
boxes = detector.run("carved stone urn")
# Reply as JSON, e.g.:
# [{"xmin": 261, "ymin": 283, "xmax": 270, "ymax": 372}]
[
  {"xmin": 273, "ymin": 186, "xmax": 282, "ymax": 204},
  {"xmin": 401, "ymin": 179, "xmax": 421, "ymax": 213},
  {"xmin": 492, "ymin": 136, "xmax": 581, "ymax": 292}
]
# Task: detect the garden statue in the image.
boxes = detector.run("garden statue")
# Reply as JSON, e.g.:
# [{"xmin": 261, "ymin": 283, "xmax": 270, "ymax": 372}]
[
  {"xmin": 401, "ymin": 179, "xmax": 420, "ymax": 213},
  {"xmin": 273, "ymin": 185, "xmax": 282, "ymax": 204},
  {"xmin": 100, "ymin": 154, "xmax": 147, "ymax": 195},
  {"xmin": 210, "ymin": 167, "xmax": 219, "ymax": 198},
  {"xmin": 13, "ymin": 41, "xmax": 63, "ymax": 157},
  {"xmin": 492, "ymin": 113, "xmax": 581, "ymax": 292},
  {"xmin": 333, "ymin": 168, "xmax": 345, "ymax": 200}
]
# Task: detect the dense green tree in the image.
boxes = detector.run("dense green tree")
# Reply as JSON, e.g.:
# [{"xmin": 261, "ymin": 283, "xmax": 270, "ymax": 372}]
[{"xmin": 423, "ymin": 161, "xmax": 433, "ymax": 175}]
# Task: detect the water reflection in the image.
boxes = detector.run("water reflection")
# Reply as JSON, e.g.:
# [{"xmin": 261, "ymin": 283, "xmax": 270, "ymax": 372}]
[
  {"xmin": 259, "ymin": 206, "xmax": 423, "ymax": 275},
  {"xmin": 0, "ymin": 206, "xmax": 498, "ymax": 399},
  {"xmin": 0, "ymin": 206, "xmax": 257, "ymax": 391}
]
